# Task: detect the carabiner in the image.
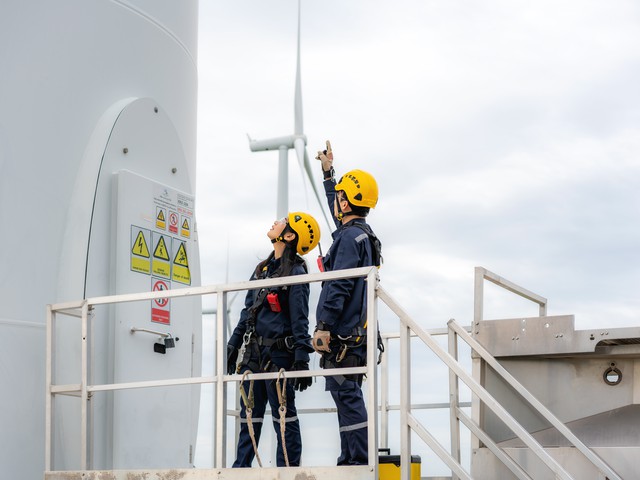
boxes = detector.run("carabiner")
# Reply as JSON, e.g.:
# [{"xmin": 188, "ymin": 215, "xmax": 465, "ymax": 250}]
[{"xmin": 336, "ymin": 343, "xmax": 348, "ymax": 363}]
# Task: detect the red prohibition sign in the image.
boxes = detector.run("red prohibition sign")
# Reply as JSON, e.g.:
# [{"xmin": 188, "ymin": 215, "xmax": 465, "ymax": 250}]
[
  {"xmin": 153, "ymin": 280, "xmax": 169, "ymax": 307},
  {"xmin": 169, "ymin": 212, "xmax": 179, "ymax": 226}
]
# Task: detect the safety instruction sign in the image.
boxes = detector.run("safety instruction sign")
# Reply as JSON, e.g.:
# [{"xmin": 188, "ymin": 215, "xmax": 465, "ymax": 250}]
[
  {"xmin": 155, "ymin": 188, "xmax": 194, "ymax": 236},
  {"xmin": 151, "ymin": 278, "xmax": 171, "ymax": 325},
  {"xmin": 156, "ymin": 207, "xmax": 167, "ymax": 230},
  {"xmin": 152, "ymin": 233, "xmax": 171, "ymax": 279},
  {"xmin": 172, "ymin": 239, "xmax": 191, "ymax": 285},
  {"xmin": 131, "ymin": 229, "xmax": 192, "ymax": 286},
  {"xmin": 130, "ymin": 227, "xmax": 151, "ymax": 274},
  {"xmin": 181, "ymin": 217, "xmax": 190, "ymax": 238},
  {"xmin": 125, "ymin": 178, "xmax": 196, "ymax": 296},
  {"xmin": 169, "ymin": 210, "xmax": 179, "ymax": 234}
]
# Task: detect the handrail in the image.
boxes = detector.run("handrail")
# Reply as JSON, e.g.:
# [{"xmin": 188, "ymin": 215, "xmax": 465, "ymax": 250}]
[
  {"xmin": 378, "ymin": 328, "xmax": 472, "ymax": 452},
  {"xmin": 46, "ymin": 265, "xmax": 621, "ymax": 479},
  {"xmin": 474, "ymin": 267, "xmax": 548, "ymax": 325},
  {"xmin": 377, "ymin": 286, "xmax": 575, "ymax": 480},
  {"xmin": 46, "ymin": 266, "xmax": 380, "ymax": 473},
  {"xmin": 448, "ymin": 319, "xmax": 622, "ymax": 480},
  {"xmin": 378, "ymin": 266, "xmax": 621, "ymax": 480}
]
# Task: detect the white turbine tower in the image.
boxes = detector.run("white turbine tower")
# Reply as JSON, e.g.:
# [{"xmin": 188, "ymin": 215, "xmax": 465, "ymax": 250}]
[{"xmin": 248, "ymin": 1, "xmax": 332, "ymax": 229}]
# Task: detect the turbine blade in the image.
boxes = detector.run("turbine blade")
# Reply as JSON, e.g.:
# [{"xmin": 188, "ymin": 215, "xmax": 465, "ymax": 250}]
[
  {"xmin": 294, "ymin": 0, "xmax": 303, "ymax": 135},
  {"xmin": 294, "ymin": 137, "xmax": 309, "ymax": 202},
  {"xmin": 303, "ymin": 147, "xmax": 334, "ymax": 232},
  {"xmin": 294, "ymin": 137, "xmax": 306, "ymax": 171}
]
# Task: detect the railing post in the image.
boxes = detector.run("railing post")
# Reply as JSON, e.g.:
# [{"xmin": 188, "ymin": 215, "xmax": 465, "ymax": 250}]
[
  {"xmin": 45, "ymin": 305, "xmax": 54, "ymax": 472},
  {"xmin": 366, "ymin": 268, "xmax": 379, "ymax": 479},
  {"xmin": 80, "ymin": 301, "xmax": 89, "ymax": 470},
  {"xmin": 380, "ymin": 336, "xmax": 389, "ymax": 450},
  {"xmin": 399, "ymin": 307, "xmax": 411, "ymax": 480},
  {"xmin": 214, "ymin": 290, "xmax": 228, "ymax": 468},
  {"xmin": 472, "ymin": 267, "xmax": 484, "ymax": 450},
  {"xmin": 473, "ymin": 267, "xmax": 484, "ymax": 329},
  {"xmin": 448, "ymin": 320, "xmax": 461, "ymax": 480},
  {"xmin": 539, "ymin": 299, "xmax": 547, "ymax": 317}
]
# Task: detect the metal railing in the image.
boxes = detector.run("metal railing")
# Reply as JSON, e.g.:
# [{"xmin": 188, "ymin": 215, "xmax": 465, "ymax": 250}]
[
  {"xmin": 46, "ymin": 265, "xmax": 621, "ymax": 479},
  {"xmin": 45, "ymin": 266, "xmax": 380, "ymax": 475},
  {"xmin": 369, "ymin": 267, "xmax": 621, "ymax": 480},
  {"xmin": 378, "ymin": 329, "xmax": 473, "ymax": 455}
]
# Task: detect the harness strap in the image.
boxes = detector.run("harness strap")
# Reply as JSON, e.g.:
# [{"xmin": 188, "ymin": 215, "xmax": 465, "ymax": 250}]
[
  {"xmin": 321, "ymin": 352, "xmax": 365, "ymax": 386},
  {"xmin": 256, "ymin": 335, "xmax": 295, "ymax": 350},
  {"xmin": 238, "ymin": 334, "xmax": 262, "ymax": 374}
]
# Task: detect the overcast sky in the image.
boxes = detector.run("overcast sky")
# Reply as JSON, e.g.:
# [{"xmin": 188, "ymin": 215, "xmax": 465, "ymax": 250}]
[{"xmin": 194, "ymin": 0, "xmax": 640, "ymax": 471}]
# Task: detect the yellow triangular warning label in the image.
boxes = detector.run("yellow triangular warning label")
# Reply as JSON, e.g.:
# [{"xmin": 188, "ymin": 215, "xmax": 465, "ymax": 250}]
[
  {"xmin": 182, "ymin": 218, "xmax": 190, "ymax": 231},
  {"xmin": 157, "ymin": 209, "xmax": 165, "ymax": 222},
  {"xmin": 174, "ymin": 243, "xmax": 189, "ymax": 267},
  {"xmin": 153, "ymin": 236, "xmax": 170, "ymax": 261},
  {"xmin": 132, "ymin": 231, "xmax": 150, "ymax": 258}
]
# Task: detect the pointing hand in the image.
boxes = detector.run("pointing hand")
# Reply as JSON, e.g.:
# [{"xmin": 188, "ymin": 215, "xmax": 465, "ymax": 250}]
[{"xmin": 316, "ymin": 140, "xmax": 334, "ymax": 172}]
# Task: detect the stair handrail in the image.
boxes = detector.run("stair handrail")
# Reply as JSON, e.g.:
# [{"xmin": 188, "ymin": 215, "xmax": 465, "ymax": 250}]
[
  {"xmin": 377, "ymin": 286, "xmax": 576, "ymax": 480},
  {"xmin": 448, "ymin": 319, "xmax": 622, "ymax": 480}
]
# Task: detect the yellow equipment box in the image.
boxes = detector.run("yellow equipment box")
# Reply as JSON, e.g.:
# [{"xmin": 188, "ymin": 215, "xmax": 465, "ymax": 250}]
[{"xmin": 379, "ymin": 453, "xmax": 422, "ymax": 480}]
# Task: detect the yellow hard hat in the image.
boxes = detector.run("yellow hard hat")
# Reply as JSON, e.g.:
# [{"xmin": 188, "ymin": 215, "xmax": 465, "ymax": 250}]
[
  {"xmin": 335, "ymin": 169, "xmax": 378, "ymax": 209},
  {"xmin": 288, "ymin": 211, "xmax": 320, "ymax": 255}
]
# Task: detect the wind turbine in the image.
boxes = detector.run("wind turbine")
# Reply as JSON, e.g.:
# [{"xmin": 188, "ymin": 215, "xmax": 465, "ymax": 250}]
[{"xmin": 248, "ymin": 0, "xmax": 332, "ymax": 231}]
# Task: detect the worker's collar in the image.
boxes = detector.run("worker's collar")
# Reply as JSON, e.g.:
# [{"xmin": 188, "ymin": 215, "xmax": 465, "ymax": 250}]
[{"xmin": 341, "ymin": 217, "xmax": 366, "ymax": 227}]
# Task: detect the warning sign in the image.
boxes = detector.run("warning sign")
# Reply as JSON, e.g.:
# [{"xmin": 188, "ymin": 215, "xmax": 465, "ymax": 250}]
[
  {"xmin": 130, "ymin": 227, "xmax": 151, "ymax": 275},
  {"xmin": 169, "ymin": 210, "xmax": 179, "ymax": 234},
  {"xmin": 151, "ymin": 278, "xmax": 171, "ymax": 324},
  {"xmin": 154, "ymin": 236, "xmax": 170, "ymax": 260},
  {"xmin": 152, "ymin": 233, "xmax": 171, "ymax": 278},
  {"xmin": 172, "ymin": 240, "xmax": 191, "ymax": 285},
  {"xmin": 156, "ymin": 207, "xmax": 166, "ymax": 230},
  {"xmin": 180, "ymin": 216, "xmax": 190, "ymax": 238}
]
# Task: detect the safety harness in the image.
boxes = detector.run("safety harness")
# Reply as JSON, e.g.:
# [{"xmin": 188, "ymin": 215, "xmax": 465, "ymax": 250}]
[
  {"xmin": 237, "ymin": 258, "xmax": 304, "ymax": 467},
  {"xmin": 350, "ymin": 222, "xmax": 383, "ymax": 268},
  {"xmin": 237, "ymin": 262, "xmax": 296, "ymax": 374},
  {"xmin": 320, "ymin": 327, "xmax": 385, "ymax": 386},
  {"xmin": 318, "ymin": 221, "xmax": 385, "ymax": 383},
  {"xmin": 238, "ymin": 275, "xmax": 270, "ymax": 374}
]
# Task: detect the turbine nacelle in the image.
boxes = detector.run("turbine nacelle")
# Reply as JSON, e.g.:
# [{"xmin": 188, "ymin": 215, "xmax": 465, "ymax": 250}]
[{"xmin": 248, "ymin": 134, "xmax": 307, "ymax": 152}]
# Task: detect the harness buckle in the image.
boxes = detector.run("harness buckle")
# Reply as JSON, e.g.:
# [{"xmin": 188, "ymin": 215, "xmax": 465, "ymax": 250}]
[{"xmin": 284, "ymin": 336, "xmax": 294, "ymax": 350}]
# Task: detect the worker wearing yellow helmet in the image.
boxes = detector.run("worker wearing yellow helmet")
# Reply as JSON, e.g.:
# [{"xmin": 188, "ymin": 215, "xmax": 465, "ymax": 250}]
[
  {"xmin": 312, "ymin": 140, "xmax": 382, "ymax": 466},
  {"xmin": 227, "ymin": 211, "xmax": 320, "ymax": 468}
]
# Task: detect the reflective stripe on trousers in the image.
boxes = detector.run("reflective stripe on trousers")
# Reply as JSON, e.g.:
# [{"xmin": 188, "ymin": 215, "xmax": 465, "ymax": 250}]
[{"xmin": 330, "ymin": 385, "xmax": 368, "ymax": 465}]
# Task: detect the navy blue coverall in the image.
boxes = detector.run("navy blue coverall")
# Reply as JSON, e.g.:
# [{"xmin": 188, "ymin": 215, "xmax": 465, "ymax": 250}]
[
  {"xmin": 316, "ymin": 178, "xmax": 376, "ymax": 466},
  {"xmin": 228, "ymin": 257, "xmax": 312, "ymax": 467}
]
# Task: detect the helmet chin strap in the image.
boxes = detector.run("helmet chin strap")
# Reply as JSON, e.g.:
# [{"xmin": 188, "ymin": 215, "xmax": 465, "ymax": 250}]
[
  {"xmin": 335, "ymin": 193, "xmax": 347, "ymax": 222},
  {"xmin": 271, "ymin": 225, "xmax": 294, "ymax": 245},
  {"xmin": 336, "ymin": 198, "xmax": 352, "ymax": 222}
]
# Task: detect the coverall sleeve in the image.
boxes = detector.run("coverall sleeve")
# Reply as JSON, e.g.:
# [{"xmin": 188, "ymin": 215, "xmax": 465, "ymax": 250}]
[
  {"xmin": 317, "ymin": 234, "xmax": 362, "ymax": 327},
  {"xmin": 288, "ymin": 275, "xmax": 313, "ymax": 362},
  {"xmin": 323, "ymin": 178, "xmax": 342, "ymax": 229}
]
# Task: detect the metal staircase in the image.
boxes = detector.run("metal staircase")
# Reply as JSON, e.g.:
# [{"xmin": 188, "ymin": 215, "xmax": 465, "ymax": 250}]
[{"xmin": 45, "ymin": 266, "xmax": 627, "ymax": 479}]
